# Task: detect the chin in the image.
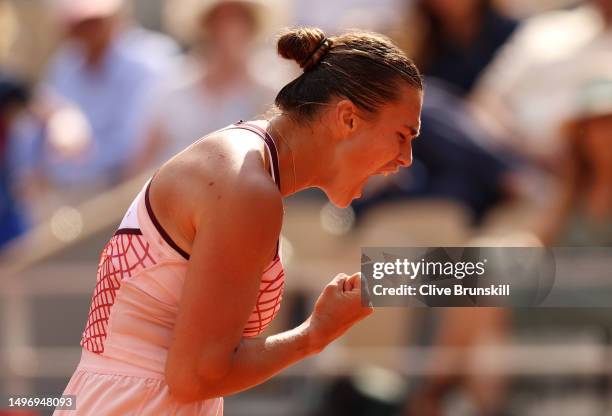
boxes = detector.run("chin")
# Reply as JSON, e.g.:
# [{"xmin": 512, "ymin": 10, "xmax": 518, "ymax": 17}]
[
  {"xmin": 322, "ymin": 180, "xmax": 365, "ymax": 209},
  {"xmin": 326, "ymin": 191, "xmax": 360, "ymax": 209},
  {"xmin": 331, "ymin": 199, "xmax": 352, "ymax": 209}
]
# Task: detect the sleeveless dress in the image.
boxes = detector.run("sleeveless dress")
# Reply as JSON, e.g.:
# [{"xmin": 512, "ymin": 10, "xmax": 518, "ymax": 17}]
[{"xmin": 54, "ymin": 122, "xmax": 285, "ymax": 415}]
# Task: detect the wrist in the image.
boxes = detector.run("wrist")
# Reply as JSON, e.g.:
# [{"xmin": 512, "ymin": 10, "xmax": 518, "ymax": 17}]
[{"xmin": 301, "ymin": 317, "xmax": 326, "ymax": 355}]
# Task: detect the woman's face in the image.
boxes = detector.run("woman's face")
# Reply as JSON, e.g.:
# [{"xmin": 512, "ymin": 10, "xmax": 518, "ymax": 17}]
[
  {"xmin": 200, "ymin": 3, "xmax": 256, "ymax": 61},
  {"xmin": 325, "ymin": 85, "xmax": 423, "ymax": 208},
  {"xmin": 67, "ymin": 16, "xmax": 116, "ymax": 53}
]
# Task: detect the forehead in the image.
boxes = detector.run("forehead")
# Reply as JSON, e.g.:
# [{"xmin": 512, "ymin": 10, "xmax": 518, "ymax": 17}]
[{"xmin": 377, "ymin": 86, "xmax": 423, "ymax": 129}]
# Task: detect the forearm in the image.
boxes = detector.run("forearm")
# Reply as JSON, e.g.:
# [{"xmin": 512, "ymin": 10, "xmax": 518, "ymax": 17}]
[
  {"xmin": 194, "ymin": 320, "xmax": 320, "ymax": 400},
  {"xmin": 170, "ymin": 273, "xmax": 371, "ymax": 402}
]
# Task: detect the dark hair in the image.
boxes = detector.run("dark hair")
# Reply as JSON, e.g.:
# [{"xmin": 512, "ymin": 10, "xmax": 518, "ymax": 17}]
[{"xmin": 275, "ymin": 27, "xmax": 423, "ymax": 120}]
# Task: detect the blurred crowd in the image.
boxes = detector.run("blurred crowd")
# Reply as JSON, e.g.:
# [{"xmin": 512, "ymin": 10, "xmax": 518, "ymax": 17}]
[
  {"xmin": 1, "ymin": 0, "xmax": 610, "ymax": 251},
  {"xmin": 0, "ymin": 0, "xmax": 611, "ymax": 414},
  {"xmin": 0, "ymin": 0, "xmax": 290, "ymax": 249}
]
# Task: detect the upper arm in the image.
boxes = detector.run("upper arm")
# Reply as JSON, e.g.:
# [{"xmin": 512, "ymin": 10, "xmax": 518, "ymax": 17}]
[{"xmin": 165, "ymin": 172, "xmax": 282, "ymax": 398}]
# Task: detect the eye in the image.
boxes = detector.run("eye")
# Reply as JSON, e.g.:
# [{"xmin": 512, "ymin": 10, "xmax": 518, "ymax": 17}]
[{"xmin": 397, "ymin": 132, "xmax": 407, "ymax": 144}]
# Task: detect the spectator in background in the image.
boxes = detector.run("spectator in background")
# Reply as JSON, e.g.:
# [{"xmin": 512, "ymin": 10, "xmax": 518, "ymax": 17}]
[
  {"xmin": 539, "ymin": 75, "xmax": 612, "ymax": 245},
  {"xmin": 353, "ymin": 0, "xmax": 520, "ymax": 223},
  {"xmin": 291, "ymin": 0, "xmax": 402, "ymax": 33},
  {"xmin": 360, "ymin": 6, "xmax": 517, "ymax": 412},
  {"xmin": 41, "ymin": 0, "xmax": 177, "ymax": 197},
  {"xmin": 0, "ymin": 74, "xmax": 30, "ymax": 249},
  {"xmin": 403, "ymin": 308, "xmax": 510, "ymax": 416},
  {"xmin": 471, "ymin": 0, "xmax": 612, "ymax": 164},
  {"xmin": 134, "ymin": 0, "xmax": 276, "ymax": 171},
  {"xmin": 403, "ymin": 0, "xmax": 518, "ymax": 96}
]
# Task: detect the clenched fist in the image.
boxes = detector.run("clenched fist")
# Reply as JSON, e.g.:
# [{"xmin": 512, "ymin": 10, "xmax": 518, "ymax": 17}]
[{"xmin": 307, "ymin": 273, "xmax": 374, "ymax": 352}]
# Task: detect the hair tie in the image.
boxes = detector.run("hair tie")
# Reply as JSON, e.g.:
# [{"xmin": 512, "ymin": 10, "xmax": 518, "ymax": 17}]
[{"xmin": 301, "ymin": 37, "xmax": 332, "ymax": 71}]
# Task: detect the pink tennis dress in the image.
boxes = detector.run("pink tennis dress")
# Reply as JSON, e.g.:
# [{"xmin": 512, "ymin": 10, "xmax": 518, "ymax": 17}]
[{"xmin": 54, "ymin": 122, "xmax": 285, "ymax": 415}]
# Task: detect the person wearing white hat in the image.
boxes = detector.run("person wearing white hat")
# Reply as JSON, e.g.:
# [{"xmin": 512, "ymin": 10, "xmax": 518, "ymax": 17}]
[
  {"xmin": 49, "ymin": 0, "xmax": 128, "ymax": 80},
  {"xmin": 471, "ymin": 0, "xmax": 612, "ymax": 164},
  {"xmin": 41, "ymin": 0, "xmax": 177, "ymax": 194},
  {"xmin": 133, "ymin": 0, "xmax": 280, "ymax": 172}
]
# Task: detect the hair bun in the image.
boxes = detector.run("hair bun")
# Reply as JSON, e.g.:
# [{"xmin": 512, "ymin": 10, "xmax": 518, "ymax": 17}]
[{"xmin": 277, "ymin": 27, "xmax": 327, "ymax": 69}]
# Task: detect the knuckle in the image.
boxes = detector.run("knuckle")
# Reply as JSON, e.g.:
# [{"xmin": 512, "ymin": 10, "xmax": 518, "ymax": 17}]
[{"xmin": 324, "ymin": 283, "xmax": 337, "ymax": 292}]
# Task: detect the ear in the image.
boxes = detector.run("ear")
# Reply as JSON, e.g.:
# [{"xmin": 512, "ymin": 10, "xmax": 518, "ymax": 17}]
[{"xmin": 334, "ymin": 99, "xmax": 360, "ymax": 138}]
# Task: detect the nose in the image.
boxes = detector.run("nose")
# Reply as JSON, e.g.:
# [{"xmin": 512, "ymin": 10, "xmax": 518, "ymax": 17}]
[{"xmin": 397, "ymin": 143, "xmax": 413, "ymax": 167}]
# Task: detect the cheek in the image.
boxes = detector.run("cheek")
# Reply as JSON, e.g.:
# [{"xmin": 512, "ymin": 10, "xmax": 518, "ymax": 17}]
[
  {"xmin": 375, "ymin": 138, "xmax": 400, "ymax": 163},
  {"xmin": 342, "ymin": 129, "xmax": 395, "ymax": 175},
  {"xmin": 355, "ymin": 142, "xmax": 389, "ymax": 167}
]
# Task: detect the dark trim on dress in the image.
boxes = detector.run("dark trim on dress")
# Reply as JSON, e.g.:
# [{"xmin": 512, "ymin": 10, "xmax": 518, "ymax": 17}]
[
  {"xmin": 232, "ymin": 122, "xmax": 283, "ymax": 257},
  {"xmin": 144, "ymin": 179, "xmax": 191, "ymax": 260},
  {"xmin": 114, "ymin": 228, "xmax": 143, "ymax": 236},
  {"xmin": 232, "ymin": 121, "xmax": 282, "ymax": 190},
  {"xmin": 142, "ymin": 121, "xmax": 282, "ymax": 262}
]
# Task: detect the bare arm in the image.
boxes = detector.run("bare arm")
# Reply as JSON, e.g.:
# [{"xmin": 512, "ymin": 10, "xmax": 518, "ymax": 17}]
[
  {"xmin": 164, "ymin": 165, "xmax": 372, "ymax": 402},
  {"xmin": 188, "ymin": 318, "xmax": 314, "ymax": 399},
  {"xmin": 181, "ymin": 273, "xmax": 369, "ymax": 401}
]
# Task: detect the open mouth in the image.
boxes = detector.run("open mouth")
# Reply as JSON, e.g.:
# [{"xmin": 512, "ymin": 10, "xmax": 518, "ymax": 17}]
[{"xmin": 375, "ymin": 167, "xmax": 400, "ymax": 176}]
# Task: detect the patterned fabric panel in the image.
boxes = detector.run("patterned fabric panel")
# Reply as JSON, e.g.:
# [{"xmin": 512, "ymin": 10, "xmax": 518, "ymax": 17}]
[
  {"xmin": 242, "ymin": 255, "xmax": 285, "ymax": 337},
  {"xmin": 81, "ymin": 229, "xmax": 157, "ymax": 353}
]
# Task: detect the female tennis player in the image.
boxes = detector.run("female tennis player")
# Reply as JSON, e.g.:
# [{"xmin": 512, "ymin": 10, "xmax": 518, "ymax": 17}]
[{"xmin": 54, "ymin": 27, "xmax": 423, "ymax": 415}]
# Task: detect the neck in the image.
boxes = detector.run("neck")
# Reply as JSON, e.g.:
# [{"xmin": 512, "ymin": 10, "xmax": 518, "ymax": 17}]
[
  {"xmin": 204, "ymin": 53, "xmax": 248, "ymax": 87},
  {"xmin": 84, "ymin": 44, "xmax": 109, "ymax": 68},
  {"xmin": 266, "ymin": 114, "xmax": 329, "ymax": 197}
]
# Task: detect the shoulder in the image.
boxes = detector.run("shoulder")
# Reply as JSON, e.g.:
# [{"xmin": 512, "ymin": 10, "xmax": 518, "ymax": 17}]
[{"xmin": 152, "ymin": 126, "xmax": 283, "ymax": 234}]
